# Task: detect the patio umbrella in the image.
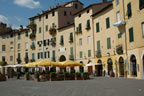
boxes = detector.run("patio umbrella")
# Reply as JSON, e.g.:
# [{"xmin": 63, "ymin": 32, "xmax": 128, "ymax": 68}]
[
  {"xmin": 36, "ymin": 59, "xmax": 57, "ymax": 67},
  {"xmin": 58, "ymin": 60, "xmax": 85, "ymax": 67}
]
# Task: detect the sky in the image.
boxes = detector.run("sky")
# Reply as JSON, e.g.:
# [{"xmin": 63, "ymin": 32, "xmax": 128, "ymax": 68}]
[{"xmin": 0, "ymin": 0, "xmax": 107, "ymax": 29}]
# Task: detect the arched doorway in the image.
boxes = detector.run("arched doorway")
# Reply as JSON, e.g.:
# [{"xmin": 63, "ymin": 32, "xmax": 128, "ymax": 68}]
[
  {"xmin": 107, "ymin": 58, "xmax": 113, "ymax": 75},
  {"xmin": 130, "ymin": 55, "xmax": 137, "ymax": 76},
  {"xmin": 87, "ymin": 60, "xmax": 93, "ymax": 75},
  {"xmin": 143, "ymin": 56, "xmax": 144, "ymax": 74},
  {"xmin": 79, "ymin": 61, "xmax": 84, "ymax": 72},
  {"xmin": 95, "ymin": 59, "xmax": 103, "ymax": 76},
  {"xmin": 119, "ymin": 57, "xmax": 124, "ymax": 77},
  {"xmin": 59, "ymin": 55, "xmax": 66, "ymax": 72}
]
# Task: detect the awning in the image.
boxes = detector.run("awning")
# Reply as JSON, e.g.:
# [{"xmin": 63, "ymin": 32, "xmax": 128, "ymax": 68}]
[
  {"xmin": 4, "ymin": 64, "xmax": 24, "ymax": 68},
  {"xmin": 113, "ymin": 20, "xmax": 125, "ymax": 27}
]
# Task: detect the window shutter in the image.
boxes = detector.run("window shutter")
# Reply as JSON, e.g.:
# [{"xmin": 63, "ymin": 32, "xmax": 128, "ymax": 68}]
[
  {"xmin": 129, "ymin": 27, "xmax": 134, "ymax": 42},
  {"xmin": 107, "ymin": 38, "xmax": 111, "ymax": 49},
  {"xmin": 97, "ymin": 40, "xmax": 100, "ymax": 51},
  {"xmin": 106, "ymin": 17, "xmax": 110, "ymax": 28},
  {"xmin": 127, "ymin": 3, "xmax": 132, "ymax": 18},
  {"xmin": 88, "ymin": 50, "xmax": 91, "ymax": 57},
  {"xmin": 96, "ymin": 22, "xmax": 100, "ymax": 32}
]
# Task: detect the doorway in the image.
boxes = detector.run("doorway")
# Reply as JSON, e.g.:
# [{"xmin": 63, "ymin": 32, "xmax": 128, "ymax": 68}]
[
  {"xmin": 59, "ymin": 55, "xmax": 66, "ymax": 73},
  {"xmin": 95, "ymin": 59, "xmax": 103, "ymax": 76},
  {"xmin": 107, "ymin": 58, "xmax": 113, "ymax": 75},
  {"xmin": 130, "ymin": 55, "xmax": 137, "ymax": 77},
  {"xmin": 119, "ymin": 57, "xmax": 124, "ymax": 77}
]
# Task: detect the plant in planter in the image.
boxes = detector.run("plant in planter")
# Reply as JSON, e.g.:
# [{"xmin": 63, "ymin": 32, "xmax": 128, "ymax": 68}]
[
  {"xmin": 16, "ymin": 72, "xmax": 21, "ymax": 79},
  {"xmin": 34, "ymin": 72, "xmax": 40, "ymax": 82},
  {"xmin": 49, "ymin": 23, "xmax": 56, "ymax": 36},
  {"xmin": 0, "ymin": 61, "xmax": 7, "ymax": 66},
  {"xmin": 0, "ymin": 72, "xmax": 6, "ymax": 81},
  {"xmin": 109, "ymin": 71, "xmax": 115, "ymax": 77},
  {"xmin": 64, "ymin": 72, "xmax": 71, "ymax": 80},
  {"xmin": 24, "ymin": 72, "xmax": 30, "ymax": 80},
  {"xmin": 75, "ymin": 72, "xmax": 82, "ymax": 80},
  {"xmin": 50, "ymin": 72, "xmax": 57, "ymax": 81},
  {"xmin": 82, "ymin": 72, "xmax": 89, "ymax": 80}
]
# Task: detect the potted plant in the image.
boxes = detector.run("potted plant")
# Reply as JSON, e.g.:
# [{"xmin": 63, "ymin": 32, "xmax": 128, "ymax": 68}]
[
  {"xmin": 50, "ymin": 72, "xmax": 57, "ymax": 81},
  {"xmin": 0, "ymin": 72, "xmax": 6, "ymax": 81},
  {"xmin": 64, "ymin": 72, "xmax": 71, "ymax": 80},
  {"xmin": 24, "ymin": 72, "xmax": 30, "ymax": 80},
  {"xmin": 109, "ymin": 71, "xmax": 115, "ymax": 77},
  {"xmin": 82, "ymin": 72, "xmax": 89, "ymax": 80},
  {"xmin": 34, "ymin": 72, "xmax": 40, "ymax": 82},
  {"xmin": 75, "ymin": 72, "xmax": 82, "ymax": 80},
  {"xmin": 16, "ymin": 72, "xmax": 21, "ymax": 79}
]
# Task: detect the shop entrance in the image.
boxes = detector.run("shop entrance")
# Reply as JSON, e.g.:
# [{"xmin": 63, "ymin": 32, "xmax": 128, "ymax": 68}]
[
  {"xmin": 107, "ymin": 58, "xmax": 113, "ymax": 75},
  {"xmin": 130, "ymin": 55, "xmax": 137, "ymax": 77},
  {"xmin": 119, "ymin": 57, "xmax": 124, "ymax": 77}
]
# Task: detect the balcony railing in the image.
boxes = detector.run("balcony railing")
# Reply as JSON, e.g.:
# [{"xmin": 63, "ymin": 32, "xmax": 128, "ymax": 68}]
[
  {"xmin": 69, "ymin": 55, "xmax": 74, "ymax": 60},
  {"xmin": 85, "ymin": 24, "xmax": 91, "ymax": 30},
  {"xmin": 24, "ymin": 57, "xmax": 29, "ymax": 64},
  {"xmin": 116, "ymin": 44, "xmax": 123, "ymax": 54},
  {"xmin": 96, "ymin": 50, "xmax": 101, "ymax": 57},
  {"xmin": 49, "ymin": 23, "xmax": 57, "ymax": 36},
  {"xmin": 50, "ymin": 38, "xmax": 56, "ymax": 46},
  {"xmin": 17, "ymin": 58, "xmax": 21, "ymax": 64},
  {"xmin": 51, "ymin": 57, "xmax": 56, "ymax": 61}
]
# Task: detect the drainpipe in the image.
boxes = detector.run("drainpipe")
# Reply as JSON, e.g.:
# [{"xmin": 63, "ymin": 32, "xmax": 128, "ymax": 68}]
[
  {"xmin": 43, "ymin": 15, "xmax": 45, "ymax": 59},
  {"xmin": 74, "ymin": 23, "xmax": 76, "ymax": 61}
]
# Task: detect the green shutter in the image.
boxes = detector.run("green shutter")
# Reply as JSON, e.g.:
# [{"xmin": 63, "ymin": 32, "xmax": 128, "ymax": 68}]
[
  {"xmin": 129, "ymin": 27, "xmax": 134, "ymax": 42},
  {"xmin": 46, "ymin": 25, "xmax": 48, "ymax": 32},
  {"xmin": 80, "ymin": 51, "xmax": 83, "ymax": 58},
  {"xmin": 106, "ymin": 17, "xmax": 110, "ymax": 28},
  {"xmin": 70, "ymin": 47, "xmax": 73, "ymax": 56},
  {"xmin": 25, "ymin": 53, "xmax": 28, "ymax": 58},
  {"xmin": 97, "ymin": 40, "xmax": 100, "ymax": 50},
  {"xmin": 79, "ymin": 23, "xmax": 82, "ymax": 31},
  {"xmin": 118, "ymin": 33, "xmax": 122, "ymax": 39},
  {"xmin": 70, "ymin": 32, "xmax": 73, "ymax": 41},
  {"xmin": 18, "ymin": 53, "xmax": 21, "ymax": 58},
  {"xmin": 88, "ymin": 50, "xmax": 91, "ymax": 57},
  {"xmin": 127, "ymin": 3, "xmax": 132, "ymax": 18},
  {"xmin": 32, "ymin": 53, "xmax": 35, "ymax": 60},
  {"xmin": 39, "ymin": 27, "xmax": 41, "ymax": 33},
  {"xmin": 107, "ymin": 38, "xmax": 111, "ymax": 49},
  {"xmin": 96, "ymin": 22, "xmax": 100, "ymax": 32}
]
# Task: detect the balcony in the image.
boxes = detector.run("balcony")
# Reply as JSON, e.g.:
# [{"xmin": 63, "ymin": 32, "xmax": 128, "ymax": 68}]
[
  {"xmin": 17, "ymin": 58, "xmax": 21, "ymax": 64},
  {"xmin": 50, "ymin": 38, "xmax": 56, "ymax": 46},
  {"xmin": 49, "ymin": 23, "xmax": 56, "ymax": 36},
  {"xmin": 85, "ymin": 24, "xmax": 91, "ymax": 30},
  {"xmin": 51, "ymin": 57, "xmax": 56, "ymax": 61},
  {"xmin": 69, "ymin": 55, "xmax": 74, "ymax": 60},
  {"xmin": 28, "ymin": 22, "xmax": 36, "ymax": 30},
  {"xmin": 31, "ymin": 44, "xmax": 35, "ymax": 50},
  {"xmin": 75, "ymin": 27, "xmax": 82, "ymax": 34},
  {"xmin": 29, "ymin": 32, "xmax": 36, "ymax": 40},
  {"xmin": 116, "ymin": 44, "xmax": 123, "ymax": 54},
  {"xmin": 96, "ymin": 50, "xmax": 101, "ymax": 58},
  {"xmin": 24, "ymin": 57, "xmax": 29, "ymax": 64}
]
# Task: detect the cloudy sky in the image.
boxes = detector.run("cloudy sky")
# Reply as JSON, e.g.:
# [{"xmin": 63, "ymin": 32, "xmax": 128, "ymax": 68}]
[{"xmin": 0, "ymin": 0, "xmax": 105, "ymax": 29}]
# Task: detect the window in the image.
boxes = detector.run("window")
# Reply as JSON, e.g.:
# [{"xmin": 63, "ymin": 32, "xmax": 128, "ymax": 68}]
[
  {"xmin": 10, "ymin": 41, "xmax": 13, "ymax": 45},
  {"xmin": 10, "ymin": 47, "xmax": 13, "ymax": 51},
  {"xmin": 41, "ymin": 52, "xmax": 43, "ymax": 59},
  {"xmin": 64, "ymin": 11, "xmax": 67, "ymax": 16},
  {"xmin": 44, "ymin": 40, "xmax": 46, "ymax": 46},
  {"xmin": 79, "ymin": 38, "xmax": 82, "ymax": 46},
  {"xmin": 129, "ymin": 27, "xmax": 134, "ymax": 42},
  {"xmin": 39, "ymin": 27, "xmax": 41, "ymax": 33},
  {"xmin": 107, "ymin": 38, "xmax": 111, "ymax": 49},
  {"xmin": 116, "ymin": 0, "xmax": 119, "ymax": 5},
  {"xmin": 127, "ymin": 2, "xmax": 132, "ymax": 18},
  {"xmin": 87, "ymin": 10, "xmax": 89, "ymax": 13},
  {"xmin": 46, "ymin": 25, "xmax": 48, "ymax": 32},
  {"xmin": 69, "ymin": 32, "xmax": 73, "ymax": 41},
  {"xmin": 106, "ymin": 17, "xmax": 110, "ymax": 28},
  {"xmin": 10, "ymin": 56, "xmax": 13, "ymax": 61},
  {"xmin": 18, "ymin": 43, "xmax": 20, "ymax": 49},
  {"xmin": 75, "ymin": 4, "xmax": 78, "ymax": 9},
  {"xmin": 2, "ymin": 56, "xmax": 5, "ymax": 61},
  {"xmin": 97, "ymin": 40, "xmax": 100, "ymax": 50},
  {"xmin": 18, "ymin": 33, "xmax": 21, "ymax": 40},
  {"xmin": 2, "ymin": 45, "xmax": 6, "ymax": 51},
  {"xmin": 70, "ymin": 47, "xmax": 73, "ymax": 56},
  {"xmin": 25, "ymin": 52, "xmax": 28, "ymax": 58},
  {"xmin": 86, "ymin": 20, "xmax": 90, "ymax": 29},
  {"xmin": 142, "ymin": 23, "xmax": 144, "ymax": 38},
  {"xmin": 39, "ymin": 17, "xmax": 41, "ymax": 21},
  {"xmin": 139, "ymin": 0, "xmax": 144, "ymax": 10},
  {"xmin": 38, "ymin": 53, "xmax": 40, "ymax": 59},
  {"xmin": 80, "ymin": 51, "xmax": 83, "ymax": 58},
  {"xmin": 18, "ymin": 53, "xmax": 21, "ymax": 59},
  {"xmin": 25, "ymin": 42, "xmax": 28, "ymax": 49},
  {"xmin": 79, "ymin": 23, "xmax": 82, "ymax": 31},
  {"xmin": 46, "ymin": 14, "xmax": 48, "ymax": 19},
  {"xmin": 88, "ymin": 50, "xmax": 91, "ymax": 57},
  {"xmin": 60, "ymin": 35, "xmax": 64, "ymax": 44},
  {"xmin": 10, "ymin": 34, "xmax": 13, "ymax": 38},
  {"xmin": 48, "ymin": 51, "xmax": 50, "ymax": 58},
  {"xmin": 52, "ymin": 50, "xmax": 55, "ymax": 58},
  {"xmin": 87, "ymin": 36, "xmax": 91, "ymax": 44},
  {"xmin": 47, "ymin": 39, "xmax": 50, "ymax": 46},
  {"xmin": 79, "ymin": 14, "xmax": 81, "ymax": 17},
  {"xmin": 32, "ymin": 53, "xmax": 35, "ymax": 60},
  {"xmin": 52, "ymin": 11, "xmax": 55, "ymax": 16},
  {"xmin": 117, "ymin": 11, "xmax": 120, "ymax": 22},
  {"xmin": 25, "ymin": 31, "xmax": 28, "ymax": 37},
  {"xmin": 96, "ymin": 22, "xmax": 100, "ymax": 32}
]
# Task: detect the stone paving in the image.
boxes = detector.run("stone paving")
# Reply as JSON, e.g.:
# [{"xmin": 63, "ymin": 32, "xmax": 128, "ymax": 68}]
[{"xmin": 0, "ymin": 77, "xmax": 144, "ymax": 96}]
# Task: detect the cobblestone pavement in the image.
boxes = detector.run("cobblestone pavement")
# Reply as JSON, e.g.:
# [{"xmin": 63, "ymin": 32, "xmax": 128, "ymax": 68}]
[{"xmin": 0, "ymin": 77, "xmax": 144, "ymax": 96}]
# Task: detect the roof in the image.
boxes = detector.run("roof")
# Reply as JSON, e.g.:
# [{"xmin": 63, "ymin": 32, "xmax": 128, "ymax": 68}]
[
  {"xmin": 29, "ymin": 0, "xmax": 83, "ymax": 20},
  {"xmin": 74, "ymin": 1, "xmax": 112, "ymax": 16},
  {"xmin": 91, "ymin": 2, "xmax": 113, "ymax": 17},
  {"xmin": 58, "ymin": 23, "xmax": 74, "ymax": 30}
]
